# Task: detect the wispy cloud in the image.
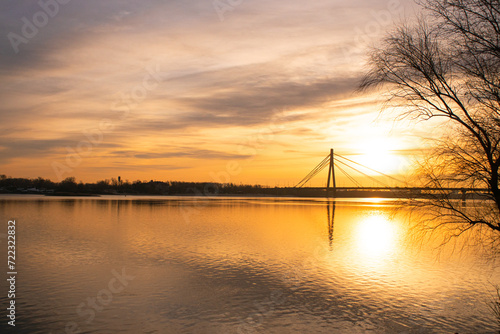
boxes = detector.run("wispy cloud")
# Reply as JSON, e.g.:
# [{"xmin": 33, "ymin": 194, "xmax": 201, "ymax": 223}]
[{"xmin": 0, "ymin": 0, "xmax": 419, "ymax": 183}]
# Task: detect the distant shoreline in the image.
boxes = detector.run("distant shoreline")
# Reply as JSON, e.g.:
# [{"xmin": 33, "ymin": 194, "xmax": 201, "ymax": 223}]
[
  {"xmin": 0, "ymin": 190, "xmax": 489, "ymax": 200},
  {"xmin": 0, "ymin": 176, "xmax": 490, "ymax": 200}
]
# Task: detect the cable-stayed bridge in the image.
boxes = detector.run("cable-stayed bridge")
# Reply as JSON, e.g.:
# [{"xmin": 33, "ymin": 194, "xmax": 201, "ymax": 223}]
[{"xmin": 287, "ymin": 149, "xmax": 488, "ymax": 199}]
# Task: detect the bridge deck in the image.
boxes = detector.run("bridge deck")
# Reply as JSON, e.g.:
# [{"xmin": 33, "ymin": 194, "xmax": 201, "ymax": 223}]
[{"xmin": 289, "ymin": 187, "xmax": 489, "ymax": 192}]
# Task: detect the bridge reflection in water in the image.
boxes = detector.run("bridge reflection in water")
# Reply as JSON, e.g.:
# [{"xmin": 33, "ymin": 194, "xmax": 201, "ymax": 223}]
[
  {"xmin": 326, "ymin": 201, "xmax": 335, "ymax": 248},
  {"xmin": 1, "ymin": 196, "xmax": 497, "ymax": 332},
  {"xmin": 322, "ymin": 199, "xmax": 402, "ymax": 269}
]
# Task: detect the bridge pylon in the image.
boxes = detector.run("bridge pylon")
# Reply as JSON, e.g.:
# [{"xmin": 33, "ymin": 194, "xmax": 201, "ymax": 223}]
[{"xmin": 326, "ymin": 149, "xmax": 336, "ymax": 197}]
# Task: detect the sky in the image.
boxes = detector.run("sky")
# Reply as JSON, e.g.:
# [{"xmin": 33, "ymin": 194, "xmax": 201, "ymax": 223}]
[{"xmin": 0, "ymin": 0, "xmax": 430, "ymax": 186}]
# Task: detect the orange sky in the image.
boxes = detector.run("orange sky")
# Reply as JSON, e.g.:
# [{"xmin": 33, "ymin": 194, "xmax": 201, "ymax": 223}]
[{"xmin": 0, "ymin": 0, "xmax": 433, "ymax": 186}]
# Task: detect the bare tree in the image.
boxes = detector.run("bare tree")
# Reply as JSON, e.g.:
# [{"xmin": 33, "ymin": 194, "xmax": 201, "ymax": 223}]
[{"xmin": 360, "ymin": 0, "xmax": 500, "ymax": 239}]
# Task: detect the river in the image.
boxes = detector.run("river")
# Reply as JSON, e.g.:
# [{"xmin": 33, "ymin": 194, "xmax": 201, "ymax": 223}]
[{"xmin": 0, "ymin": 195, "xmax": 498, "ymax": 333}]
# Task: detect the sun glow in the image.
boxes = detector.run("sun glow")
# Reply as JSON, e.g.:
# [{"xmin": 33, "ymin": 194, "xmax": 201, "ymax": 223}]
[
  {"xmin": 353, "ymin": 137, "xmax": 402, "ymax": 175},
  {"xmin": 355, "ymin": 214, "xmax": 398, "ymax": 259}
]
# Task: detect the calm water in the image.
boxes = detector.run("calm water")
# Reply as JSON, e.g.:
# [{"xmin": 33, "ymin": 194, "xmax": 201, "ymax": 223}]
[{"xmin": 0, "ymin": 195, "xmax": 499, "ymax": 333}]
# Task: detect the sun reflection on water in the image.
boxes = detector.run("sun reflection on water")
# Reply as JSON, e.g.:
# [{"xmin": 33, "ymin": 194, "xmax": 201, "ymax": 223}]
[
  {"xmin": 355, "ymin": 214, "xmax": 399, "ymax": 260},
  {"xmin": 1, "ymin": 197, "xmax": 498, "ymax": 333}
]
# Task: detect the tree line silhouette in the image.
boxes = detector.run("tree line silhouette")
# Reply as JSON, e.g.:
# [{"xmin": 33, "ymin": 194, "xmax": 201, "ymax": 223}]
[{"xmin": 0, "ymin": 175, "xmax": 270, "ymax": 196}]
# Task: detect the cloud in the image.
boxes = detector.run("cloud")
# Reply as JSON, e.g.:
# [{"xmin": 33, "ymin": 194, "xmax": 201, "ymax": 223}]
[
  {"xmin": 0, "ymin": 138, "xmax": 71, "ymax": 162},
  {"xmin": 113, "ymin": 58, "xmax": 362, "ymax": 133},
  {"xmin": 180, "ymin": 78, "xmax": 359, "ymax": 123},
  {"xmin": 92, "ymin": 164, "xmax": 189, "ymax": 172},
  {"xmin": 109, "ymin": 149, "xmax": 252, "ymax": 160},
  {"xmin": 0, "ymin": 0, "xmax": 420, "ymax": 181},
  {"xmin": 0, "ymin": 137, "xmax": 119, "ymax": 162}
]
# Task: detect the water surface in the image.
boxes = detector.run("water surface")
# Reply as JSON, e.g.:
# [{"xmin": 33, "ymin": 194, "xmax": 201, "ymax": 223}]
[{"xmin": 0, "ymin": 195, "xmax": 499, "ymax": 333}]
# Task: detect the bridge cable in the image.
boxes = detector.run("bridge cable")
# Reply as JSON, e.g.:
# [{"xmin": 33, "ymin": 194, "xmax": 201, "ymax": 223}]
[
  {"xmin": 333, "ymin": 162, "xmax": 363, "ymax": 188},
  {"xmin": 295, "ymin": 157, "xmax": 330, "ymax": 188},
  {"xmin": 335, "ymin": 154, "xmax": 403, "ymax": 184},
  {"xmin": 294, "ymin": 157, "xmax": 327, "ymax": 188},
  {"xmin": 294, "ymin": 155, "xmax": 330, "ymax": 188},
  {"xmin": 334, "ymin": 158, "xmax": 390, "ymax": 187},
  {"xmin": 295, "ymin": 163, "xmax": 328, "ymax": 188}
]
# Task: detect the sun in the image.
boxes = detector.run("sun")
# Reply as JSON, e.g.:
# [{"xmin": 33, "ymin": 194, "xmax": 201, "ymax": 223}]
[{"xmin": 354, "ymin": 137, "xmax": 401, "ymax": 175}]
